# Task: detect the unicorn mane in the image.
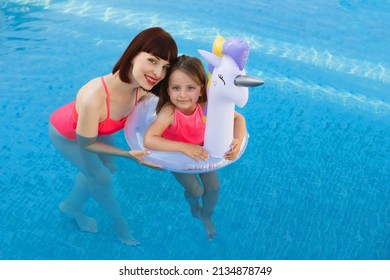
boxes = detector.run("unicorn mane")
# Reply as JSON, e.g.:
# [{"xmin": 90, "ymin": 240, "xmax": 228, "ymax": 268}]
[
  {"xmin": 207, "ymin": 35, "xmax": 225, "ymax": 76},
  {"xmin": 222, "ymin": 37, "xmax": 249, "ymax": 71}
]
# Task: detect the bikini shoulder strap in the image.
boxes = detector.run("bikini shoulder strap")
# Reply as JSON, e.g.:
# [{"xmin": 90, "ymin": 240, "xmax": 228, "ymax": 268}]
[{"xmin": 101, "ymin": 76, "xmax": 111, "ymax": 117}]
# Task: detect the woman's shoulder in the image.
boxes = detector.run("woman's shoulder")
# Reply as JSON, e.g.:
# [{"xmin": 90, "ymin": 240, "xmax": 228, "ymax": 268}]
[{"xmin": 76, "ymin": 77, "xmax": 106, "ymax": 111}]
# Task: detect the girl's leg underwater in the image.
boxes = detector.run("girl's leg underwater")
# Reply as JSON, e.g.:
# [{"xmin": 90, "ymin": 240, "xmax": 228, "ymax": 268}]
[
  {"xmin": 173, "ymin": 171, "xmax": 220, "ymax": 240},
  {"xmin": 172, "ymin": 172, "xmax": 204, "ymax": 218},
  {"xmin": 199, "ymin": 171, "xmax": 220, "ymax": 240}
]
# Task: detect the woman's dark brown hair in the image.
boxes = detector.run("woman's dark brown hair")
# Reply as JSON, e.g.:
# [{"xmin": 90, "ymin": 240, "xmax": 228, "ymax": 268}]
[
  {"xmin": 112, "ymin": 27, "xmax": 178, "ymax": 94},
  {"xmin": 156, "ymin": 55, "xmax": 208, "ymax": 114}
]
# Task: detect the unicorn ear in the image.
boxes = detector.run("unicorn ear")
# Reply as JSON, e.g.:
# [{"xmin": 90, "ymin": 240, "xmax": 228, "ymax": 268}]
[{"xmin": 198, "ymin": 49, "xmax": 222, "ymax": 68}]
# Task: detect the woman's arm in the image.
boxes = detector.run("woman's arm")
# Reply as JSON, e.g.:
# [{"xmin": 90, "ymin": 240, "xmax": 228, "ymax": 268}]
[
  {"xmin": 74, "ymin": 88, "xmax": 158, "ymax": 167},
  {"xmin": 75, "ymin": 89, "xmax": 130, "ymax": 157}
]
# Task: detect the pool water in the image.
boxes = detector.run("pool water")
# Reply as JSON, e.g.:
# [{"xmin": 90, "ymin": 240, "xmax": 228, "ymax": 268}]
[{"xmin": 0, "ymin": 0, "xmax": 389, "ymax": 260}]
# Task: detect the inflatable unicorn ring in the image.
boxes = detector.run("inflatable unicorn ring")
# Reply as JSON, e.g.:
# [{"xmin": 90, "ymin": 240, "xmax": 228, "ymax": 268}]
[{"xmin": 124, "ymin": 35, "xmax": 263, "ymax": 173}]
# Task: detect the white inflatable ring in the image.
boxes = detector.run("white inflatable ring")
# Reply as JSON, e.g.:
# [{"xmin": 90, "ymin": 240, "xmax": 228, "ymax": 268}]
[{"xmin": 124, "ymin": 95, "xmax": 248, "ymax": 173}]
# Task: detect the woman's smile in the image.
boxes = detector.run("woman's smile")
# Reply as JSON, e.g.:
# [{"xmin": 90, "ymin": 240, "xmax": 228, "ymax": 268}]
[{"xmin": 145, "ymin": 74, "xmax": 158, "ymax": 86}]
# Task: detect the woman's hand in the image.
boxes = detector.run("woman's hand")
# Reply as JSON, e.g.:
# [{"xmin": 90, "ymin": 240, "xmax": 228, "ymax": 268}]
[
  {"xmin": 180, "ymin": 143, "xmax": 208, "ymax": 162},
  {"xmin": 128, "ymin": 150, "xmax": 162, "ymax": 170},
  {"xmin": 224, "ymin": 138, "xmax": 241, "ymax": 160}
]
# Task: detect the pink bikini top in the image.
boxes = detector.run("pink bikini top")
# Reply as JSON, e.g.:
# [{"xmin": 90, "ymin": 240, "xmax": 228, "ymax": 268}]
[
  {"xmin": 50, "ymin": 77, "xmax": 138, "ymax": 140},
  {"xmin": 162, "ymin": 104, "xmax": 206, "ymax": 145}
]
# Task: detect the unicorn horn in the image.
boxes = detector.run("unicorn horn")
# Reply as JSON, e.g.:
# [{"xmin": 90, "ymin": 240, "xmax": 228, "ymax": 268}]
[{"xmin": 234, "ymin": 75, "xmax": 264, "ymax": 87}]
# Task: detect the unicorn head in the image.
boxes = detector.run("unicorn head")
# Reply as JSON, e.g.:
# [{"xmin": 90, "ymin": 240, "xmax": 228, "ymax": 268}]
[
  {"xmin": 198, "ymin": 36, "xmax": 264, "ymax": 158},
  {"xmin": 198, "ymin": 36, "xmax": 263, "ymax": 108}
]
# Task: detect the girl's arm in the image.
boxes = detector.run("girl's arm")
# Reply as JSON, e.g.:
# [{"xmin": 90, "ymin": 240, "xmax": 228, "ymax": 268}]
[
  {"xmin": 224, "ymin": 111, "xmax": 247, "ymax": 160},
  {"xmin": 144, "ymin": 105, "xmax": 208, "ymax": 162}
]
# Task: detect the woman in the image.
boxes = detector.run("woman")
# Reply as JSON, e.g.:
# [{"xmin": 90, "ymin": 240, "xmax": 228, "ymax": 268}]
[{"xmin": 49, "ymin": 27, "xmax": 178, "ymax": 245}]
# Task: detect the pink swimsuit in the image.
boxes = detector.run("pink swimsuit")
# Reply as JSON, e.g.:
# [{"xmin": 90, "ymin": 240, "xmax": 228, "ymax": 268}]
[
  {"xmin": 162, "ymin": 104, "xmax": 206, "ymax": 145},
  {"xmin": 50, "ymin": 77, "xmax": 137, "ymax": 140}
]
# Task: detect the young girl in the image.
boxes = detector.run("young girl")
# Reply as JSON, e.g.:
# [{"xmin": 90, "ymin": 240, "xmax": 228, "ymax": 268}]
[{"xmin": 144, "ymin": 55, "xmax": 246, "ymax": 240}]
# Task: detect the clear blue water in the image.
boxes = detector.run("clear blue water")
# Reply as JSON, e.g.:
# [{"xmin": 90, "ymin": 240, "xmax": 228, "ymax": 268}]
[{"xmin": 0, "ymin": 0, "xmax": 389, "ymax": 260}]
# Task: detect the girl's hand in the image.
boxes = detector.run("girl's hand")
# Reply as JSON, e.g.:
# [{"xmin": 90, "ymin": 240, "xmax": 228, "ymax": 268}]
[
  {"xmin": 181, "ymin": 144, "xmax": 208, "ymax": 162},
  {"xmin": 224, "ymin": 138, "xmax": 241, "ymax": 160},
  {"xmin": 128, "ymin": 150, "xmax": 162, "ymax": 170}
]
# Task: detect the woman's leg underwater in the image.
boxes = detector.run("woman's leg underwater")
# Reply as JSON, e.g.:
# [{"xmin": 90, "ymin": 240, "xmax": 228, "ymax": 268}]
[
  {"xmin": 49, "ymin": 124, "xmax": 138, "ymax": 245},
  {"xmin": 80, "ymin": 137, "xmax": 139, "ymax": 245},
  {"xmin": 49, "ymin": 124, "xmax": 97, "ymax": 232},
  {"xmin": 59, "ymin": 172, "xmax": 98, "ymax": 233},
  {"xmin": 76, "ymin": 139, "xmax": 139, "ymax": 245}
]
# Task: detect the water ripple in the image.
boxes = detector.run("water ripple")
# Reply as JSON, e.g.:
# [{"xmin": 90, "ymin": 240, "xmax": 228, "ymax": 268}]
[
  {"xmin": 262, "ymin": 71, "xmax": 390, "ymax": 116},
  {"xmin": 7, "ymin": 0, "xmax": 390, "ymax": 85}
]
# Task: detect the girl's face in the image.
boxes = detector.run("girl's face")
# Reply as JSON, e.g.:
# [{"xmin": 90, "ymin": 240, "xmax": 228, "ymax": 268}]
[
  {"xmin": 131, "ymin": 52, "xmax": 170, "ymax": 90},
  {"xmin": 168, "ymin": 69, "xmax": 202, "ymax": 114}
]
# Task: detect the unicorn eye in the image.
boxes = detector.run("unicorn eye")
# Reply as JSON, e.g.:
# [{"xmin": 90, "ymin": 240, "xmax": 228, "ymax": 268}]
[{"xmin": 218, "ymin": 74, "xmax": 226, "ymax": 85}]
